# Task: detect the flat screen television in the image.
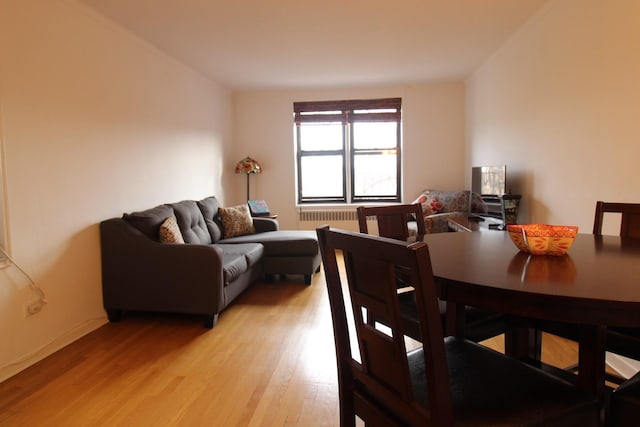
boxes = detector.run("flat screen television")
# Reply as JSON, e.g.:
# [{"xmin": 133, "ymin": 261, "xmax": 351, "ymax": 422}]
[{"xmin": 471, "ymin": 165, "xmax": 507, "ymax": 197}]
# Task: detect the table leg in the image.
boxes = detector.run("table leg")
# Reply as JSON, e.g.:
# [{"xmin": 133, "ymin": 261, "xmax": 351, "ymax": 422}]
[
  {"xmin": 504, "ymin": 326, "xmax": 542, "ymax": 360},
  {"xmin": 445, "ymin": 301, "xmax": 464, "ymax": 337},
  {"xmin": 578, "ymin": 324, "xmax": 606, "ymax": 395}
]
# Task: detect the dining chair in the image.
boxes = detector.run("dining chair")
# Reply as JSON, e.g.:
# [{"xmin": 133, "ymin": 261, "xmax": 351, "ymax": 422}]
[
  {"xmin": 357, "ymin": 204, "xmax": 507, "ymax": 343},
  {"xmin": 536, "ymin": 201, "xmax": 640, "ymax": 380},
  {"xmin": 357, "ymin": 203, "xmax": 426, "ymax": 243},
  {"xmin": 593, "ymin": 201, "xmax": 640, "ymax": 239},
  {"xmin": 607, "ymin": 371, "xmax": 640, "ymax": 426},
  {"xmin": 595, "ymin": 202, "xmax": 640, "ymax": 365},
  {"xmin": 316, "ymin": 225, "xmax": 600, "ymax": 426}
]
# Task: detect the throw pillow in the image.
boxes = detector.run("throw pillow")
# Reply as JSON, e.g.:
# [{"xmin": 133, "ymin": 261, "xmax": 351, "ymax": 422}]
[
  {"xmin": 411, "ymin": 190, "xmax": 445, "ymax": 217},
  {"xmin": 218, "ymin": 204, "xmax": 255, "ymax": 238},
  {"xmin": 159, "ymin": 215, "xmax": 185, "ymax": 244},
  {"xmin": 428, "ymin": 190, "xmax": 469, "ymax": 213},
  {"xmin": 470, "ymin": 192, "xmax": 489, "ymax": 214}
]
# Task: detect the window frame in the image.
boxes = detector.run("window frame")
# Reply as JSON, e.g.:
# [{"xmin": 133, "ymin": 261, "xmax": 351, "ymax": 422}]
[{"xmin": 294, "ymin": 98, "xmax": 402, "ymax": 204}]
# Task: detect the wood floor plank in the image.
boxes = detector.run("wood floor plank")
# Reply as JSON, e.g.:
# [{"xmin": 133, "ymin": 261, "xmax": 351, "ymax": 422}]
[{"xmin": 0, "ymin": 266, "xmax": 599, "ymax": 426}]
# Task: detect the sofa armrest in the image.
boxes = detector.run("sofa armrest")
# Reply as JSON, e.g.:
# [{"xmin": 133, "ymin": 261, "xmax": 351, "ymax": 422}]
[
  {"xmin": 424, "ymin": 212, "xmax": 466, "ymax": 234},
  {"xmin": 100, "ymin": 218, "xmax": 225, "ymax": 315},
  {"xmin": 253, "ymin": 217, "xmax": 279, "ymax": 232}
]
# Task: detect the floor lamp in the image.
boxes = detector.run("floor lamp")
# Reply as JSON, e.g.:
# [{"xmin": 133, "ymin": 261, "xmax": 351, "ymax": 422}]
[{"xmin": 235, "ymin": 156, "xmax": 262, "ymax": 201}]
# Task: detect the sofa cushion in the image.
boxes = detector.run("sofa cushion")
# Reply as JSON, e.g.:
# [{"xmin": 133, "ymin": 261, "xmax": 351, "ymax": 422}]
[
  {"xmin": 159, "ymin": 215, "xmax": 185, "ymax": 244},
  {"xmin": 218, "ymin": 243, "xmax": 264, "ymax": 267},
  {"xmin": 123, "ymin": 204, "xmax": 174, "ymax": 241},
  {"xmin": 169, "ymin": 200, "xmax": 212, "ymax": 244},
  {"xmin": 219, "ymin": 205, "xmax": 255, "ymax": 238},
  {"xmin": 221, "ymin": 253, "xmax": 247, "ymax": 284},
  {"xmin": 412, "ymin": 191, "xmax": 444, "ymax": 216},
  {"xmin": 217, "ymin": 243, "xmax": 264, "ymax": 284},
  {"xmin": 413, "ymin": 189, "xmax": 471, "ymax": 217},
  {"xmin": 222, "ymin": 230, "xmax": 319, "ymax": 257},
  {"xmin": 425, "ymin": 212, "xmax": 466, "ymax": 233},
  {"xmin": 197, "ymin": 196, "xmax": 224, "ymax": 242},
  {"xmin": 470, "ymin": 192, "xmax": 489, "ymax": 214}
]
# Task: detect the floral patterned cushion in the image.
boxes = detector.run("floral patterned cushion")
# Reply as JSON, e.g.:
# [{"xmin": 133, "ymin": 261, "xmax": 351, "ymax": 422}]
[
  {"xmin": 470, "ymin": 192, "xmax": 489, "ymax": 214},
  {"xmin": 218, "ymin": 204, "xmax": 255, "ymax": 238},
  {"xmin": 412, "ymin": 189, "xmax": 489, "ymax": 217},
  {"xmin": 412, "ymin": 192, "xmax": 442, "ymax": 216}
]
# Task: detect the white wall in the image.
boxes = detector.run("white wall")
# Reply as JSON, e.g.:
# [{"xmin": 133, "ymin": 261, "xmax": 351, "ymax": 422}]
[
  {"xmin": 466, "ymin": 0, "xmax": 640, "ymax": 375},
  {"xmin": 467, "ymin": 0, "xmax": 640, "ymax": 231},
  {"xmin": 0, "ymin": 0, "xmax": 232, "ymax": 381},
  {"xmin": 232, "ymin": 83, "xmax": 466, "ymax": 229}
]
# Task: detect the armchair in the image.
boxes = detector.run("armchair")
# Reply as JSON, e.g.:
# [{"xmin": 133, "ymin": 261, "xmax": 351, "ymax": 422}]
[{"xmin": 411, "ymin": 189, "xmax": 487, "ymax": 233}]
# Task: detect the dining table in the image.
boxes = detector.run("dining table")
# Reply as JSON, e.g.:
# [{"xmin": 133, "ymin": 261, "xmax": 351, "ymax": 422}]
[{"xmin": 422, "ymin": 229, "xmax": 640, "ymax": 395}]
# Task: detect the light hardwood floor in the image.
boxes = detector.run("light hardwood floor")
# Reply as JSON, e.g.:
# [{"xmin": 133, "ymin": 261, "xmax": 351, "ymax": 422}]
[{"xmin": 0, "ymin": 268, "xmax": 585, "ymax": 427}]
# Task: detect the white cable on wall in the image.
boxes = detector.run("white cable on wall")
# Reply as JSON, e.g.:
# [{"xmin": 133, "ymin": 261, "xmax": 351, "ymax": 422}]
[{"xmin": 0, "ymin": 247, "xmax": 47, "ymax": 314}]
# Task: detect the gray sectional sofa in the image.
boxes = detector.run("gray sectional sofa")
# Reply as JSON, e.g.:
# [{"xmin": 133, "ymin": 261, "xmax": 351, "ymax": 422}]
[{"xmin": 100, "ymin": 196, "xmax": 321, "ymax": 328}]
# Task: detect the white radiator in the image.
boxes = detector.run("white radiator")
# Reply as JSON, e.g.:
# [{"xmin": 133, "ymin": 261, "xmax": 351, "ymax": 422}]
[
  {"xmin": 296, "ymin": 209, "xmax": 360, "ymax": 232},
  {"xmin": 297, "ymin": 210, "xmax": 358, "ymax": 222}
]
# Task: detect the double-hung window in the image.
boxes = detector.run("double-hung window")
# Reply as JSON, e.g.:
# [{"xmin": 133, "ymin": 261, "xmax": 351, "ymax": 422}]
[{"xmin": 294, "ymin": 98, "xmax": 402, "ymax": 204}]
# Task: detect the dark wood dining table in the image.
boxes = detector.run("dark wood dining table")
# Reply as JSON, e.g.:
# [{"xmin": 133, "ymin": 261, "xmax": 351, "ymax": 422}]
[{"xmin": 422, "ymin": 230, "xmax": 640, "ymax": 395}]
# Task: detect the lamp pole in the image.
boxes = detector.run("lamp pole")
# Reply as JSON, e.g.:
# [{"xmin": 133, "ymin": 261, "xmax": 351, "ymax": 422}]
[
  {"xmin": 235, "ymin": 156, "xmax": 262, "ymax": 202},
  {"xmin": 246, "ymin": 173, "xmax": 251, "ymax": 201}
]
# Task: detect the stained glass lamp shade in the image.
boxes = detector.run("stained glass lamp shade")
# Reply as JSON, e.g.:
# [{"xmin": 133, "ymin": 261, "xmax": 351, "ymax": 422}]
[{"xmin": 235, "ymin": 156, "xmax": 262, "ymax": 201}]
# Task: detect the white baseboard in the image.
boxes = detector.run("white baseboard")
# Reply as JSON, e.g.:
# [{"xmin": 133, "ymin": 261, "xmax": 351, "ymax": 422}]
[{"xmin": 0, "ymin": 317, "xmax": 107, "ymax": 383}]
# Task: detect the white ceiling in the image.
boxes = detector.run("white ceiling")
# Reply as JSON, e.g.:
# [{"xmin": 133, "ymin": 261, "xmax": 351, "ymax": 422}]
[{"xmin": 79, "ymin": 0, "xmax": 548, "ymax": 90}]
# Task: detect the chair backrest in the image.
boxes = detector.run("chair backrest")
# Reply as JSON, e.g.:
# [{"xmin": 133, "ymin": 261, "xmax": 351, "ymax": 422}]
[
  {"xmin": 316, "ymin": 226, "xmax": 452, "ymax": 426},
  {"xmin": 593, "ymin": 201, "xmax": 640, "ymax": 238},
  {"xmin": 357, "ymin": 204, "xmax": 426, "ymax": 242}
]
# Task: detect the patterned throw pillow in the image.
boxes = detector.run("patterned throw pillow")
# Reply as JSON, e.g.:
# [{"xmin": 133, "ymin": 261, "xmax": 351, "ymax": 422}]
[
  {"xmin": 218, "ymin": 204, "xmax": 255, "ymax": 238},
  {"xmin": 412, "ymin": 189, "xmax": 480, "ymax": 217},
  {"xmin": 411, "ymin": 190, "xmax": 446, "ymax": 217},
  {"xmin": 431, "ymin": 190, "xmax": 469, "ymax": 213},
  {"xmin": 159, "ymin": 215, "xmax": 185, "ymax": 244},
  {"xmin": 470, "ymin": 192, "xmax": 489, "ymax": 214}
]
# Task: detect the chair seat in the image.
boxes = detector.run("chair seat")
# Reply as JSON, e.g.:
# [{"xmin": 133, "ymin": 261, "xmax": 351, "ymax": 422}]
[
  {"xmin": 397, "ymin": 291, "xmax": 508, "ymax": 343},
  {"xmin": 407, "ymin": 337, "xmax": 600, "ymax": 426}
]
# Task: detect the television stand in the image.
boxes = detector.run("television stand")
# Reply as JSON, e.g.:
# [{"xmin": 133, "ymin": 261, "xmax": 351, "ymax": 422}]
[
  {"xmin": 455, "ymin": 194, "xmax": 522, "ymax": 232},
  {"xmin": 480, "ymin": 194, "xmax": 522, "ymax": 226}
]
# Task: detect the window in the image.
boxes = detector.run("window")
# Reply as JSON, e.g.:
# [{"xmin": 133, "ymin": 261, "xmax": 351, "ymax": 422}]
[{"xmin": 294, "ymin": 98, "xmax": 402, "ymax": 204}]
